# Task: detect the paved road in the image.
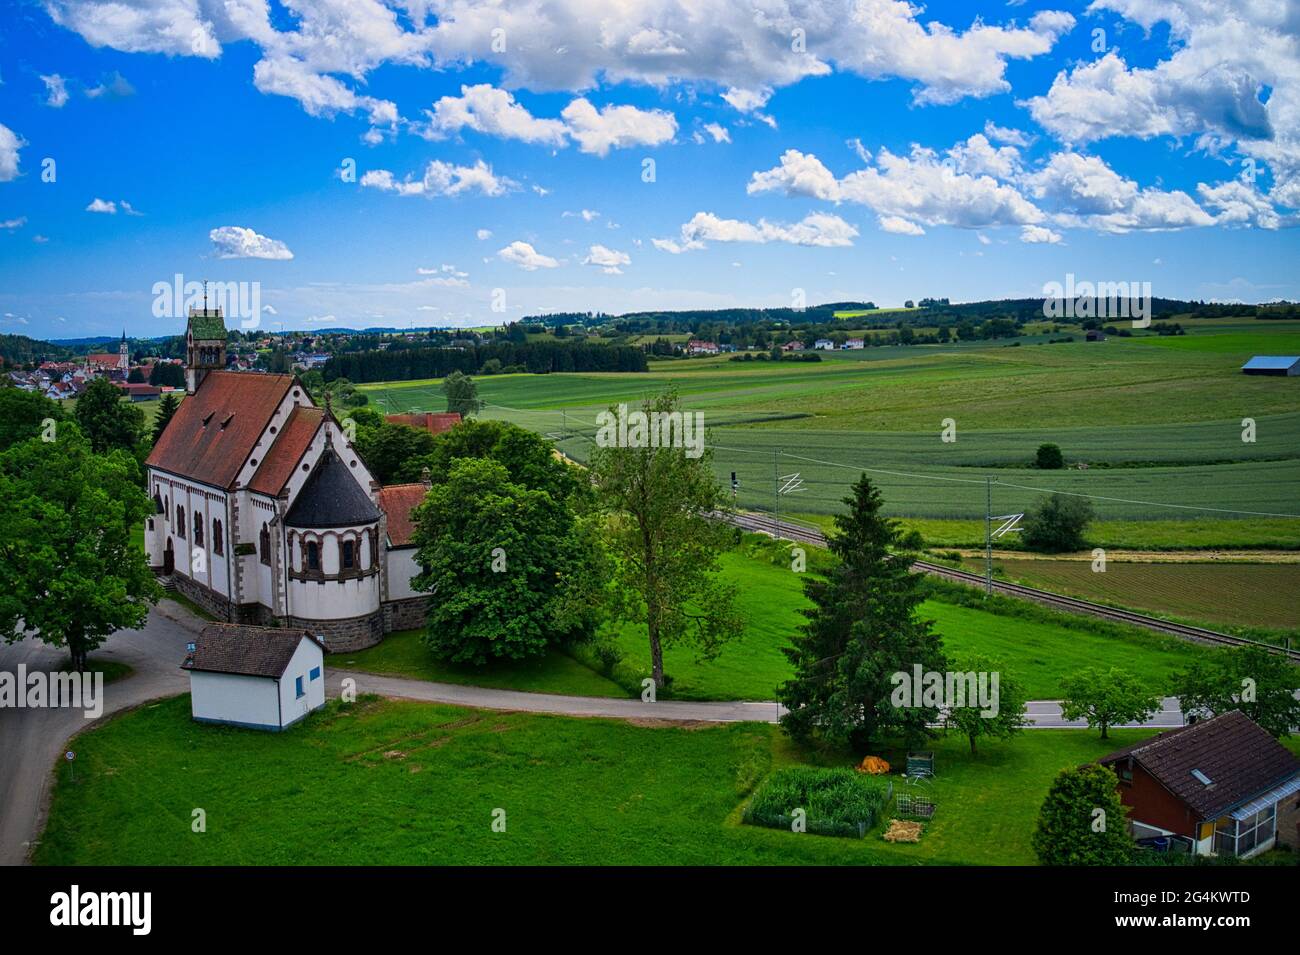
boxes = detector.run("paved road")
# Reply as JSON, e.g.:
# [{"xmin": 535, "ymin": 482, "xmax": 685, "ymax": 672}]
[
  {"xmin": 2, "ymin": 601, "xmax": 1188, "ymax": 865},
  {"xmin": 0, "ymin": 602, "xmax": 197, "ymax": 866}
]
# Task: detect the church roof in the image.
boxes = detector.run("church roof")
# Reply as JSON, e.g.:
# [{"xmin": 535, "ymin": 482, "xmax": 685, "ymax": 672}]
[
  {"xmin": 285, "ymin": 447, "xmax": 380, "ymax": 528},
  {"xmin": 376, "ymin": 483, "xmax": 427, "ymax": 547},
  {"xmin": 146, "ymin": 371, "xmax": 296, "ymax": 488},
  {"xmin": 188, "ymin": 308, "xmax": 227, "ymax": 341},
  {"xmin": 249, "ymin": 405, "xmax": 324, "ymax": 496}
]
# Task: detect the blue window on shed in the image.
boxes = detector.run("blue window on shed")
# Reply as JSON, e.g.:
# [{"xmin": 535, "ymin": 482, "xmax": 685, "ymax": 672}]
[
  {"xmin": 295, "ymin": 676, "xmax": 304, "ymax": 699},
  {"xmin": 310, "ymin": 666, "xmax": 321, "ymax": 681}
]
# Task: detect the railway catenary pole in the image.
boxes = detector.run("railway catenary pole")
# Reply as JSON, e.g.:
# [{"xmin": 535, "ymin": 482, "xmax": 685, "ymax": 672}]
[
  {"xmin": 773, "ymin": 447, "xmax": 781, "ymax": 541},
  {"xmin": 985, "ymin": 477, "xmax": 993, "ymax": 596}
]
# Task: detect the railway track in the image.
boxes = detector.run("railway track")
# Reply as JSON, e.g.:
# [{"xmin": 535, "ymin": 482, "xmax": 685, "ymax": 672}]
[{"xmin": 720, "ymin": 510, "xmax": 1300, "ymax": 661}]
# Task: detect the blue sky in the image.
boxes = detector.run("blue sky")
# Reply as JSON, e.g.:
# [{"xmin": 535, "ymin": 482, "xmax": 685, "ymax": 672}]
[{"xmin": 1, "ymin": 0, "xmax": 1298, "ymax": 338}]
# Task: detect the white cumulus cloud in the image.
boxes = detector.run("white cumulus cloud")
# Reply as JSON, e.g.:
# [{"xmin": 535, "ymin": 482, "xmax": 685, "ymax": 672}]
[{"xmin": 209, "ymin": 225, "xmax": 295, "ymax": 260}]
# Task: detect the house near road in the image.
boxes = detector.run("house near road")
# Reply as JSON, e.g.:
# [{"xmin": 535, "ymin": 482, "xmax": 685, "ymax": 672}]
[
  {"xmin": 1099, "ymin": 711, "xmax": 1300, "ymax": 858},
  {"xmin": 181, "ymin": 624, "xmax": 326, "ymax": 731},
  {"xmin": 1241, "ymin": 355, "xmax": 1300, "ymax": 376}
]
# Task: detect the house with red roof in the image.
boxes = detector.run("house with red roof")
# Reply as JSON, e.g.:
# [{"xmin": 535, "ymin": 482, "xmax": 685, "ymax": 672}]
[{"xmin": 144, "ymin": 307, "xmax": 430, "ymax": 651}]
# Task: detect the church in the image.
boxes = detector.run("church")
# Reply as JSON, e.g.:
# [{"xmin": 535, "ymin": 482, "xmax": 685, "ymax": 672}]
[{"xmin": 144, "ymin": 307, "xmax": 428, "ymax": 651}]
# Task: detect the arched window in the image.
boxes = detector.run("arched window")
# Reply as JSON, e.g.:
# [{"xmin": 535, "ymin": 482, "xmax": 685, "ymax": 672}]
[
  {"xmin": 259, "ymin": 524, "xmax": 271, "ymax": 565},
  {"xmin": 193, "ymin": 511, "xmax": 204, "ymax": 548},
  {"xmin": 212, "ymin": 518, "xmax": 224, "ymax": 556},
  {"xmin": 306, "ymin": 540, "xmax": 321, "ymax": 572},
  {"xmin": 341, "ymin": 539, "xmax": 355, "ymax": 570},
  {"xmin": 176, "ymin": 505, "xmax": 186, "ymax": 539},
  {"xmin": 152, "ymin": 490, "xmax": 163, "ymax": 514}
]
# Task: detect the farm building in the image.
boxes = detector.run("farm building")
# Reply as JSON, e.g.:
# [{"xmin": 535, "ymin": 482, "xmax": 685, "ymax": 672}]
[
  {"xmin": 1241, "ymin": 355, "xmax": 1300, "ymax": 376},
  {"xmin": 386, "ymin": 411, "xmax": 463, "ymax": 435},
  {"xmin": 181, "ymin": 624, "xmax": 327, "ymax": 731},
  {"xmin": 814, "ymin": 339, "xmax": 835, "ymax": 350},
  {"xmin": 1099, "ymin": 711, "xmax": 1300, "ymax": 858}
]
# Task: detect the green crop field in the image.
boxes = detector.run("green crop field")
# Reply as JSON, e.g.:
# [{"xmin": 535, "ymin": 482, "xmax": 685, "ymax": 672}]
[
  {"xmin": 357, "ymin": 322, "xmax": 1300, "ymax": 536},
  {"xmin": 34, "ymin": 693, "xmax": 1172, "ymax": 866},
  {"xmin": 967, "ymin": 557, "xmax": 1300, "ymax": 631}
]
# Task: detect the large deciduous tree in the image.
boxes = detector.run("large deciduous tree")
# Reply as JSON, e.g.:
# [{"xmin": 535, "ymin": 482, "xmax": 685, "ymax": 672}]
[
  {"xmin": 441, "ymin": 370, "xmax": 483, "ymax": 417},
  {"xmin": 74, "ymin": 376, "xmax": 144, "ymax": 455},
  {"xmin": 411, "ymin": 457, "xmax": 601, "ymax": 664},
  {"xmin": 404, "ymin": 418, "xmax": 581, "ymax": 503},
  {"xmin": 0, "ymin": 428, "xmax": 161, "ymax": 670},
  {"xmin": 588, "ymin": 389, "xmax": 741, "ymax": 689},
  {"xmin": 0, "ymin": 387, "xmax": 64, "ymax": 452},
  {"xmin": 1172, "ymin": 646, "xmax": 1300, "ymax": 738},
  {"xmin": 778, "ymin": 474, "xmax": 945, "ymax": 752}
]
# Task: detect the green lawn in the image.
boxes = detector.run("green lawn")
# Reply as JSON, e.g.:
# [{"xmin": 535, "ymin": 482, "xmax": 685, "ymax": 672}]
[
  {"xmin": 33, "ymin": 694, "xmax": 1169, "ymax": 866},
  {"xmin": 340, "ymin": 630, "xmax": 626, "ymax": 698},
  {"xmin": 604, "ymin": 545, "xmax": 1208, "ymax": 701}
]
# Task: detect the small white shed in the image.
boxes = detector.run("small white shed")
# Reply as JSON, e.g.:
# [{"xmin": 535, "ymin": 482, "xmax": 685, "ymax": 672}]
[{"xmin": 181, "ymin": 624, "xmax": 327, "ymax": 731}]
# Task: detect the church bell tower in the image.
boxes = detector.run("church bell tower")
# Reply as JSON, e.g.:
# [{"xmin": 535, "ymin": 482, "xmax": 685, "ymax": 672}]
[{"xmin": 186, "ymin": 300, "xmax": 227, "ymax": 394}]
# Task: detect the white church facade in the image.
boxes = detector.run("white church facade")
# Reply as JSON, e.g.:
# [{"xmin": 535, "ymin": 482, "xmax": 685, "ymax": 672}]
[{"xmin": 144, "ymin": 308, "xmax": 429, "ymax": 651}]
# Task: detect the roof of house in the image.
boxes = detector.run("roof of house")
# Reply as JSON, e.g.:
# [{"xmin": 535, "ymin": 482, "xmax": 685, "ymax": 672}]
[
  {"xmin": 188, "ymin": 308, "xmax": 227, "ymax": 341},
  {"xmin": 1099, "ymin": 711, "xmax": 1300, "ymax": 820},
  {"xmin": 1241, "ymin": 355, "xmax": 1300, "ymax": 370},
  {"xmin": 86, "ymin": 353, "xmax": 121, "ymax": 365},
  {"xmin": 249, "ymin": 405, "xmax": 324, "ymax": 496},
  {"xmin": 376, "ymin": 483, "xmax": 427, "ymax": 547},
  {"xmin": 146, "ymin": 371, "xmax": 297, "ymax": 488},
  {"xmin": 385, "ymin": 411, "xmax": 462, "ymax": 436},
  {"xmin": 181, "ymin": 623, "xmax": 324, "ymax": 679},
  {"xmin": 284, "ymin": 447, "xmax": 381, "ymax": 528}
]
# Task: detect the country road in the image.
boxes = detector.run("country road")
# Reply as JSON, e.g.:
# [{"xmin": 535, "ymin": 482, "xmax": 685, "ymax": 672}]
[{"xmin": 2, "ymin": 601, "xmax": 1188, "ymax": 866}]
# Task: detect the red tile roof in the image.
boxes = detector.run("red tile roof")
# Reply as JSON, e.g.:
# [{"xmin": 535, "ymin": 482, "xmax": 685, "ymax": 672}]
[
  {"xmin": 377, "ymin": 483, "xmax": 427, "ymax": 547},
  {"xmin": 386, "ymin": 411, "xmax": 462, "ymax": 436},
  {"xmin": 1100, "ymin": 711, "xmax": 1300, "ymax": 819},
  {"xmin": 248, "ymin": 405, "xmax": 324, "ymax": 496},
  {"xmin": 86, "ymin": 353, "xmax": 122, "ymax": 365},
  {"xmin": 146, "ymin": 371, "xmax": 297, "ymax": 488}
]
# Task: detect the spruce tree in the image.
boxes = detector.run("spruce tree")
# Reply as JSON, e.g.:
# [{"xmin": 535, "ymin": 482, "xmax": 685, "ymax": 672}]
[{"xmin": 778, "ymin": 475, "xmax": 945, "ymax": 752}]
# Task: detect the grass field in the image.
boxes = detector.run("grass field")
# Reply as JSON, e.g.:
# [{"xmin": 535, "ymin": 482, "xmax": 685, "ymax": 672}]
[
  {"xmin": 601, "ymin": 546, "xmax": 1211, "ymax": 701},
  {"xmin": 341, "ymin": 634, "xmax": 625, "ymax": 697},
  {"xmin": 357, "ymin": 323, "xmax": 1300, "ymax": 532},
  {"xmin": 968, "ymin": 557, "xmax": 1300, "ymax": 631},
  {"xmin": 344, "ymin": 544, "xmax": 1214, "ymax": 702},
  {"xmin": 33, "ymin": 694, "xmax": 1173, "ymax": 866}
]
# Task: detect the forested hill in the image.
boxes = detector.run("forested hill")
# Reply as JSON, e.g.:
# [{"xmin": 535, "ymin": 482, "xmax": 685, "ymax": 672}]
[{"xmin": 0, "ymin": 333, "xmax": 69, "ymax": 365}]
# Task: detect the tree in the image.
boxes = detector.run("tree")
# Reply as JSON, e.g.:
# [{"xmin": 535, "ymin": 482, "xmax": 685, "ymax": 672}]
[
  {"xmin": 442, "ymin": 370, "xmax": 483, "ymax": 417},
  {"xmin": 1172, "ymin": 645, "xmax": 1300, "ymax": 738},
  {"xmin": 149, "ymin": 361, "xmax": 185, "ymax": 388},
  {"xmin": 73, "ymin": 376, "xmax": 144, "ymax": 455},
  {"xmin": 943, "ymin": 654, "xmax": 1030, "ymax": 755},
  {"xmin": 1032, "ymin": 764, "xmax": 1134, "ymax": 866},
  {"xmin": 588, "ymin": 389, "xmax": 742, "ymax": 689},
  {"xmin": 151, "ymin": 392, "xmax": 181, "ymax": 445},
  {"xmin": 1021, "ymin": 492, "xmax": 1094, "ymax": 552},
  {"xmin": 351, "ymin": 419, "xmax": 436, "ymax": 484},
  {"xmin": 778, "ymin": 475, "xmax": 946, "ymax": 752},
  {"xmin": 127, "ymin": 367, "xmax": 145, "ymax": 384},
  {"xmin": 0, "ymin": 428, "xmax": 161, "ymax": 670},
  {"xmin": 404, "ymin": 418, "xmax": 581, "ymax": 503},
  {"xmin": 1059, "ymin": 667, "xmax": 1161, "ymax": 739},
  {"xmin": 411, "ymin": 457, "xmax": 601, "ymax": 664},
  {"xmin": 1035, "ymin": 443, "xmax": 1064, "ymax": 469},
  {"xmin": 0, "ymin": 387, "xmax": 64, "ymax": 451}
]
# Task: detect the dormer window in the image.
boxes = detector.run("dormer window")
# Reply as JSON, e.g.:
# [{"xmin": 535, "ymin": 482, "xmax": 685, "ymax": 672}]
[
  {"xmin": 220, "ymin": 413, "xmax": 234, "ymax": 429},
  {"xmin": 201, "ymin": 411, "xmax": 215, "ymax": 427}
]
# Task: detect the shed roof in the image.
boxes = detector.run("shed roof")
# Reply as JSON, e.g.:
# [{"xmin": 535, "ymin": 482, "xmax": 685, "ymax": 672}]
[
  {"xmin": 385, "ymin": 411, "xmax": 462, "ymax": 436},
  {"xmin": 1100, "ymin": 711, "xmax": 1300, "ymax": 819},
  {"xmin": 1241, "ymin": 355, "xmax": 1300, "ymax": 370},
  {"xmin": 181, "ymin": 624, "xmax": 324, "ymax": 679}
]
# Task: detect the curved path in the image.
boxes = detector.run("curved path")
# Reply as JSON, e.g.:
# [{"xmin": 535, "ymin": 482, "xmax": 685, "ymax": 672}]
[{"xmin": 2, "ymin": 601, "xmax": 1186, "ymax": 865}]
